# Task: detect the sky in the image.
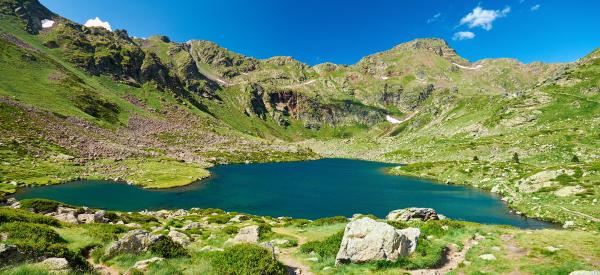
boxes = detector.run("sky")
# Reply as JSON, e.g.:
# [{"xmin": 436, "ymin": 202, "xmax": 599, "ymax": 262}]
[{"xmin": 40, "ymin": 0, "xmax": 600, "ymax": 65}]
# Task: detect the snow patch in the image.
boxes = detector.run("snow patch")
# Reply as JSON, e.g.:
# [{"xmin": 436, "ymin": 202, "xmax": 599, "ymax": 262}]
[
  {"xmin": 452, "ymin": 62, "xmax": 483, "ymax": 70},
  {"xmin": 41, "ymin": 19, "xmax": 55, "ymax": 29},
  {"xmin": 386, "ymin": 115, "xmax": 401, "ymax": 124}
]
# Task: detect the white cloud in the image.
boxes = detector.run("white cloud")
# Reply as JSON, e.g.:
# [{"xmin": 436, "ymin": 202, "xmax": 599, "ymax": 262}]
[
  {"xmin": 453, "ymin": 31, "xmax": 476, "ymax": 41},
  {"xmin": 84, "ymin": 17, "xmax": 112, "ymax": 31},
  {"xmin": 427, "ymin": 13, "xmax": 442, "ymax": 23},
  {"xmin": 531, "ymin": 4, "xmax": 541, "ymax": 11},
  {"xmin": 459, "ymin": 6, "xmax": 510, "ymax": 31},
  {"xmin": 41, "ymin": 19, "xmax": 54, "ymax": 29}
]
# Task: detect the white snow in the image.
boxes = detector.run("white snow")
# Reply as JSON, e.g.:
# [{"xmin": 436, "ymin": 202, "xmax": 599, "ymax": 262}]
[
  {"xmin": 41, "ymin": 19, "xmax": 55, "ymax": 29},
  {"xmin": 386, "ymin": 115, "xmax": 402, "ymax": 124},
  {"xmin": 452, "ymin": 62, "xmax": 483, "ymax": 70}
]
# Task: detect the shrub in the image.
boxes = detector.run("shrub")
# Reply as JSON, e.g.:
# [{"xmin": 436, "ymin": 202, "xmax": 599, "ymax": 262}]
[
  {"xmin": 223, "ymin": 225, "xmax": 239, "ymax": 235},
  {"xmin": 20, "ymin": 199, "xmax": 61, "ymax": 213},
  {"xmin": 207, "ymin": 214, "xmax": 232, "ymax": 224},
  {"xmin": 210, "ymin": 244, "xmax": 286, "ymax": 275},
  {"xmin": 12, "ymin": 241, "xmax": 90, "ymax": 271},
  {"xmin": 190, "ymin": 208, "xmax": 225, "ymax": 215},
  {"xmin": 374, "ymin": 239, "xmax": 446, "ymax": 270},
  {"xmin": 103, "ymin": 211, "xmax": 120, "ymax": 221},
  {"xmin": 164, "ymin": 218, "xmax": 185, "ymax": 228},
  {"xmin": 300, "ymin": 231, "xmax": 344, "ymax": 258},
  {"xmin": 0, "ymin": 222, "xmax": 65, "ymax": 244},
  {"xmin": 0, "ymin": 208, "xmax": 60, "ymax": 226},
  {"xmin": 120, "ymin": 212, "xmax": 158, "ymax": 224},
  {"xmin": 149, "ymin": 236, "xmax": 188, "ymax": 258},
  {"xmin": 81, "ymin": 223, "xmax": 128, "ymax": 242},
  {"xmin": 279, "ymin": 239, "xmax": 298, "ymax": 248},
  {"xmin": 312, "ymin": 216, "xmax": 348, "ymax": 226},
  {"xmin": 284, "ymin": 218, "xmax": 310, "ymax": 227}
]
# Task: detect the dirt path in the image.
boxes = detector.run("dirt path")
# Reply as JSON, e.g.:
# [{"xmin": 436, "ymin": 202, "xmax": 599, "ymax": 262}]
[
  {"xmin": 411, "ymin": 237, "xmax": 477, "ymax": 275},
  {"xmin": 271, "ymin": 228, "xmax": 314, "ymax": 275}
]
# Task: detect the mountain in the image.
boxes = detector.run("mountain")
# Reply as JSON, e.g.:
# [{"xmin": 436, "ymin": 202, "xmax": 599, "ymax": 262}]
[{"xmin": 0, "ymin": 0, "xmax": 598, "ymax": 230}]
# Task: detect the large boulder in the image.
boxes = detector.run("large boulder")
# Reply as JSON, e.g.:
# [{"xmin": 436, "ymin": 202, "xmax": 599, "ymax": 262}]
[
  {"xmin": 386, "ymin": 208, "xmax": 439, "ymax": 222},
  {"xmin": 233, "ymin": 225, "xmax": 260, "ymax": 243},
  {"xmin": 39, "ymin": 257, "xmax": 70, "ymax": 271},
  {"xmin": 104, "ymin": 229, "xmax": 162, "ymax": 258},
  {"xmin": 336, "ymin": 217, "xmax": 420, "ymax": 264}
]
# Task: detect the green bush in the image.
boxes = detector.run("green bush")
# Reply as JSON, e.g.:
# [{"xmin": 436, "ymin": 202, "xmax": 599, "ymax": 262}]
[
  {"xmin": 190, "ymin": 208, "xmax": 225, "ymax": 215},
  {"xmin": 20, "ymin": 199, "xmax": 61, "ymax": 213},
  {"xmin": 207, "ymin": 214, "xmax": 232, "ymax": 224},
  {"xmin": 284, "ymin": 218, "xmax": 310, "ymax": 227},
  {"xmin": 374, "ymin": 239, "xmax": 446, "ymax": 270},
  {"xmin": 81, "ymin": 223, "xmax": 128, "ymax": 242},
  {"xmin": 120, "ymin": 212, "xmax": 158, "ymax": 224},
  {"xmin": 300, "ymin": 231, "xmax": 344, "ymax": 258},
  {"xmin": 165, "ymin": 218, "xmax": 185, "ymax": 228},
  {"xmin": 0, "ymin": 222, "xmax": 65, "ymax": 244},
  {"xmin": 312, "ymin": 216, "xmax": 348, "ymax": 226},
  {"xmin": 0, "ymin": 208, "xmax": 60, "ymax": 226},
  {"xmin": 279, "ymin": 239, "xmax": 298, "ymax": 248},
  {"xmin": 223, "ymin": 225, "xmax": 239, "ymax": 235},
  {"xmin": 210, "ymin": 244, "xmax": 285, "ymax": 275},
  {"xmin": 149, "ymin": 236, "xmax": 188, "ymax": 258},
  {"xmin": 103, "ymin": 211, "xmax": 120, "ymax": 221}
]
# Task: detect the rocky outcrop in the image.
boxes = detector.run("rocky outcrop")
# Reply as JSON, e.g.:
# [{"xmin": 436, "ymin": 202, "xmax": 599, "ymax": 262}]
[
  {"xmin": 336, "ymin": 217, "xmax": 420, "ymax": 264},
  {"xmin": 104, "ymin": 229, "xmax": 163, "ymax": 258},
  {"xmin": 233, "ymin": 225, "xmax": 260, "ymax": 243},
  {"xmin": 386, "ymin": 208, "xmax": 440, "ymax": 222}
]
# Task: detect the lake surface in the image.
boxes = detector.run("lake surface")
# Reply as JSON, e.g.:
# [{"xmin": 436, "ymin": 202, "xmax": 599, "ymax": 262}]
[{"xmin": 16, "ymin": 158, "xmax": 553, "ymax": 228}]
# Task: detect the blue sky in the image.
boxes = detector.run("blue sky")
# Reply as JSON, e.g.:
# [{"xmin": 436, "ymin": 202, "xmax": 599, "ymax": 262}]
[{"xmin": 41, "ymin": 0, "xmax": 600, "ymax": 65}]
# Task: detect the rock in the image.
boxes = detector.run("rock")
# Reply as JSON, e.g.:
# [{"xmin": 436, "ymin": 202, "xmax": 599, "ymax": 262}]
[
  {"xmin": 335, "ymin": 217, "xmax": 419, "ymax": 264},
  {"xmin": 0, "ymin": 244, "xmax": 25, "ymax": 266},
  {"xmin": 199, "ymin": 246, "xmax": 224, "ymax": 252},
  {"xmin": 554, "ymin": 185, "xmax": 586, "ymax": 197},
  {"xmin": 546, "ymin": 246, "xmax": 560, "ymax": 252},
  {"xmin": 168, "ymin": 230, "xmax": 191, "ymax": 246},
  {"xmin": 182, "ymin": 222, "xmax": 202, "ymax": 230},
  {"xmin": 105, "ymin": 229, "xmax": 162, "ymax": 258},
  {"xmin": 518, "ymin": 169, "xmax": 573, "ymax": 193},
  {"xmin": 563, "ymin": 220, "xmax": 575, "ymax": 229},
  {"xmin": 479, "ymin": 254, "xmax": 496, "ymax": 261},
  {"xmin": 569, "ymin": 271, "xmax": 600, "ymax": 275},
  {"xmin": 77, "ymin": 210, "xmax": 106, "ymax": 224},
  {"xmin": 233, "ymin": 225, "xmax": 260, "ymax": 243},
  {"xmin": 133, "ymin": 257, "xmax": 164, "ymax": 270},
  {"xmin": 229, "ymin": 214, "xmax": 249, "ymax": 223},
  {"xmin": 386, "ymin": 208, "xmax": 439, "ymax": 222},
  {"xmin": 39, "ymin": 257, "xmax": 70, "ymax": 271},
  {"xmin": 54, "ymin": 212, "xmax": 80, "ymax": 224}
]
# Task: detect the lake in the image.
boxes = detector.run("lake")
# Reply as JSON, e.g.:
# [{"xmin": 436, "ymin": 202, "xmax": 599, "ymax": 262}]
[{"xmin": 16, "ymin": 158, "xmax": 553, "ymax": 228}]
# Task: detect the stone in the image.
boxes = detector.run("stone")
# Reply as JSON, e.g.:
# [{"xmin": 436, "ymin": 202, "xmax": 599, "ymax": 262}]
[
  {"xmin": 233, "ymin": 225, "xmax": 260, "ymax": 243},
  {"xmin": 229, "ymin": 214, "xmax": 249, "ymax": 223},
  {"xmin": 105, "ymin": 229, "xmax": 163, "ymax": 258},
  {"xmin": 54, "ymin": 212, "xmax": 80, "ymax": 224},
  {"xmin": 546, "ymin": 246, "xmax": 560, "ymax": 252},
  {"xmin": 335, "ymin": 217, "xmax": 419, "ymax": 264},
  {"xmin": 554, "ymin": 185, "xmax": 586, "ymax": 197},
  {"xmin": 386, "ymin": 208, "xmax": 439, "ymax": 222},
  {"xmin": 199, "ymin": 246, "xmax": 224, "ymax": 252},
  {"xmin": 182, "ymin": 222, "xmax": 202, "ymax": 230},
  {"xmin": 563, "ymin": 220, "xmax": 575, "ymax": 229},
  {"xmin": 569, "ymin": 271, "xmax": 600, "ymax": 275},
  {"xmin": 39, "ymin": 257, "xmax": 70, "ymax": 271},
  {"xmin": 133, "ymin": 257, "xmax": 164, "ymax": 270},
  {"xmin": 77, "ymin": 211, "xmax": 106, "ymax": 224},
  {"xmin": 168, "ymin": 230, "xmax": 191, "ymax": 246},
  {"xmin": 479, "ymin": 254, "xmax": 496, "ymax": 261}
]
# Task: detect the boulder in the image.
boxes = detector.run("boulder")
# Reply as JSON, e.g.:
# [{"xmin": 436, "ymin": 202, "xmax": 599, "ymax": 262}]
[
  {"xmin": 105, "ymin": 229, "xmax": 162, "ymax": 258},
  {"xmin": 229, "ymin": 214, "xmax": 249, "ymax": 223},
  {"xmin": 233, "ymin": 225, "xmax": 260, "ymax": 243},
  {"xmin": 386, "ymin": 208, "xmax": 439, "ymax": 222},
  {"xmin": 336, "ymin": 217, "xmax": 419, "ymax": 264},
  {"xmin": 77, "ymin": 210, "xmax": 106, "ymax": 224},
  {"xmin": 133, "ymin": 257, "xmax": 164, "ymax": 270},
  {"xmin": 39, "ymin": 257, "xmax": 70, "ymax": 271},
  {"xmin": 182, "ymin": 222, "xmax": 203, "ymax": 230},
  {"xmin": 54, "ymin": 212, "xmax": 80, "ymax": 224},
  {"xmin": 479, "ymin": 254, "xmax": 496, "ymax": 261},
  {"xmin": 168, "ymin": 230, "xmax": 191, "ymax": 246}
]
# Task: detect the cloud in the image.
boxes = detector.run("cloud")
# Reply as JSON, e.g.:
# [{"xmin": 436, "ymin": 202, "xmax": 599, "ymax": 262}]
[
  {"xmin": 459, "ymin": 6, "xmax": 510, "ymax": 31},
  {"xmin": 427, "ymin": 13, "xmax": 442, "ymax": 23},
  {"xmin": 84, "ymin": 17, "xmax": 112, "ymax": 31},
  {"xmin": 531, "ymin": 4, "xmax": 541, "ymax": 11},
  {"xmin": 453, "ymin": 31, "xmax": 476, "ymax": 41}
]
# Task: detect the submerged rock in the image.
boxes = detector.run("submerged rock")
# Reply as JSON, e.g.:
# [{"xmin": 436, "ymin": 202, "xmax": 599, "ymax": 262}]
[
  {"xmin": 336, "ymin": 217, "xmax": 419, "ymax": 264},
  {"xmin": 386, "ymin": 208, "xmax": 440, "ymax": 222}
]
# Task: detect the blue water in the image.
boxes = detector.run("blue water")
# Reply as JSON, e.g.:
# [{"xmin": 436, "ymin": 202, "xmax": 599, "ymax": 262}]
[{"xmin": 16, "ymin": 158, "xmax": 553, "ymax": 228}]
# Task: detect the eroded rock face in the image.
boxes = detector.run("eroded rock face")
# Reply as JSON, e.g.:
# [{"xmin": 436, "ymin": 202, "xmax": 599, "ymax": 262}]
[
  {"xmin": 386, "ymin": 208, "xmax": 439, "ymax": 222},
  {"xmin": 336, "ymin": 217, "xmax": 420, "ymax": 264},
  {"xmin": 104, "ymin": 229, "xmax": 162, "ymax": 258},
  {"xmin": 233, "ymin": 225, "xmax": 260, "ymax": 243}
]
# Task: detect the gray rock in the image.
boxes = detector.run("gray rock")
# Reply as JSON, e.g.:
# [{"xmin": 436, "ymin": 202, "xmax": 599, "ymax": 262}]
[
  {"xmin": 336, "ymin": 217, "xmax": 419, "ymax": 264},
  {"xmin": 54, "ymin": 212, "xmax": 80, "ymax": 224},
  {"xmin": 0, "ymin": 244, "xmax": 25, "ymax": 266},
  {"xmin": 181, "ymin": 222, "xmax": 202, "ymax": 230},
  {"xmin": 479, "ymin": 254, "xmax": 496, "ymax": 261},
  {"xmin": 133, "ymin": 257, "xmax": 164, "ymax": 270},
  {"xmin": 105, "ymin": 229, "xmax": 162, "ymax": 258},
  {"xmin": 168, "ymin": 230, "xmax": 191, "ymax": 246},
  {"xmin": 569, "ymin": 271, "xmax": 600, "ymax": 275},
  {"xmin": 233, "ymin": 225, "xmax": 260, "ymax": 243},
  {"xmin": 39, "ymin": 257, "xmax": 70, "ymax": 271},
  {"xmin": 386, "ymin": 208, "xmax": 439, "ymax": 222},
  {"xmin": 229, "ymin": 214, "xmax": 249, "ymax": 223}
]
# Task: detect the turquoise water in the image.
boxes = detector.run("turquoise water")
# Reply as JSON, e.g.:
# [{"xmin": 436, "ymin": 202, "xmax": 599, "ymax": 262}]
[{"xmin": 16, "ymin": 159, "xmax": 553, "ymax": 228}]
